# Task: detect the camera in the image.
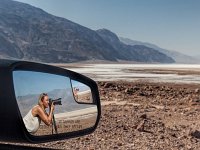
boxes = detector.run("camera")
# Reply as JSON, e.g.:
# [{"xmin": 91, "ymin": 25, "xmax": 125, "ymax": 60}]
[{"xmin": 49, "ymin": 98, "xmax": 62, "ymax": 106}]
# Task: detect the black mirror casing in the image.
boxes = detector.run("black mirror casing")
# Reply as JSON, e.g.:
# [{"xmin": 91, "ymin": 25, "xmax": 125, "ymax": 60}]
[{"xmin": 0, "ymin": 59, "xmax": 101, "ymax": 143}]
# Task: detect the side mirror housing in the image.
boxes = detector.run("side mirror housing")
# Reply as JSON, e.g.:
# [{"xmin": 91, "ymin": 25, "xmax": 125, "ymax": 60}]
[{"xmin": 0, "ymin": 59, "xmax": 101, "ymax": 143}]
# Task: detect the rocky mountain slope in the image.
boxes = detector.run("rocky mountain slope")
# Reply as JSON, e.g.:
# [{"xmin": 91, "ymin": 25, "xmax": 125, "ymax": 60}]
[
  {"xmin": 96, "ymin": 29, "xmax": 174, "ymax": 63},
  {"xmin": 119, "ymin": 37, "xmax": 200, "ymax": 64},
  {"xmin": 0, "ymin": 0, "xmax": 174, "ymax": 63}
]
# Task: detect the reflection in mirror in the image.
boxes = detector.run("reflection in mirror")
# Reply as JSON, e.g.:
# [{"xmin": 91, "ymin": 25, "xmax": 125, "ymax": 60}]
[
  {"xmin": 13, "ymin": 71, "xmax": 97, "ymax": 136},
  {"xmin": 71, "ymin": 80, "xmax": 93, "ymax": 103}
]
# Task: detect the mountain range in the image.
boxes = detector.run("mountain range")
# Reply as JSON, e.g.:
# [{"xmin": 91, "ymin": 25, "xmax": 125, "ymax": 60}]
[
  {"xmin": 0, "ymin": 0, "xmax": 197, "ymax": 63},
  {"xmin": 119, "ymin": 37, "xmax": 200, "ymax": 64}
]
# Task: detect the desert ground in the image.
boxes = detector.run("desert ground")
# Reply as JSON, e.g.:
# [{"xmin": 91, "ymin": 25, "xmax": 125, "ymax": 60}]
[
  {"xmin": 35, "ymin": 107, "xmax": 97, "ymax": 136},
  {"xmin": 2, "ymin": 63, "xmax": 200, "ymax": 149}
]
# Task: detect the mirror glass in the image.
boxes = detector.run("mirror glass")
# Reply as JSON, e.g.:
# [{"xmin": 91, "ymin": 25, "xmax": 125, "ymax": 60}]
[
  {"xmin": 71, "ymin": 80, "xmax": 93, "ymax": 103},
  {"xmin": 13, "ymin": 71, "xmax": 97, "ymax": 136}
]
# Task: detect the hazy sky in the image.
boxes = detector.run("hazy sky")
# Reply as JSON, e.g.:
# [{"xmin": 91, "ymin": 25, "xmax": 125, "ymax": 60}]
[
  {"xmin": 13, "ymin": 71, "xmax": 71, "ymax": 96},
  {"xmin": 14, "ymin": 0, "xmax": 200, "ymax": 56}
]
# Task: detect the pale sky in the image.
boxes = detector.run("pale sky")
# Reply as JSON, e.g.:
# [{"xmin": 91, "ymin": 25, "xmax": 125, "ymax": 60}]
[
  {"xmin": 14, "ymin": 0, "xmax": 200, "ymax": 56},
  {"xmin": 13, "ymin": 71, "xmax": 71, "ymax": 96}
]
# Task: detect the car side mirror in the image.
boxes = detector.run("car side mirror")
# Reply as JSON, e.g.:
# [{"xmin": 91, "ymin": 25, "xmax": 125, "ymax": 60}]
[{"xmin": 0, "ymin": 59, "xmax": 101, "ymax": 143}]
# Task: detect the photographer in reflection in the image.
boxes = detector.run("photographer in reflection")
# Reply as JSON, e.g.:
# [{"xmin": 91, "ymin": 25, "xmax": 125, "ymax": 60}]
[
  {"xmin": 73, "ymin": 87, "xmax": 79, "ymax": 100},
  {"xmin": 23, "ymin": 93, "xmax": 55, "ymax": 134}
]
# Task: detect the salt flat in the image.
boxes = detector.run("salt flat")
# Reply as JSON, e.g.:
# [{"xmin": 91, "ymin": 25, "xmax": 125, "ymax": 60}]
[{"xmin": 60, "ymin": 64, "xmax": 200, "ymax": 84}]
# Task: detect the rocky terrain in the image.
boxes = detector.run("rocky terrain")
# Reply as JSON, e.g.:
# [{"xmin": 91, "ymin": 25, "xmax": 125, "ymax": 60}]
[{"xmin": 4, "ymin": 81, "xmax": 200, "ymax": 149}]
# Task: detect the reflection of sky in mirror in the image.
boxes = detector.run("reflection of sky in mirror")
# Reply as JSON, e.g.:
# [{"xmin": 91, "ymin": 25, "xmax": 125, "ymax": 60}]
[{"xmin": 13, "ymin": 71, "xmax": 71, "ymax": 97}]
